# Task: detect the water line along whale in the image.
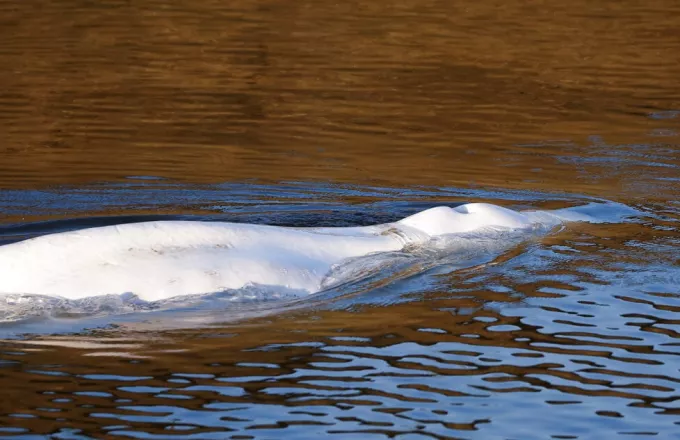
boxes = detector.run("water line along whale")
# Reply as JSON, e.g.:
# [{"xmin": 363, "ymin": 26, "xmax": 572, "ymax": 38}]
[{"xmin": 0, "ymin": 203, "xmax": 601, "ymax": 302}]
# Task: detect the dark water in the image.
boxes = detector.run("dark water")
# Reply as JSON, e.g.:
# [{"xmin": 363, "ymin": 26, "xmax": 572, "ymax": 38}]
[{"xmin": 1, "ymin": 0, "xmax": 680, "ymax": 438}]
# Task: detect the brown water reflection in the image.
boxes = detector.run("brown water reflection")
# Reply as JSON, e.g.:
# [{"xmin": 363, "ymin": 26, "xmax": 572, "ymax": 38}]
[
  {"xmin": 1, "ymin": 0, "xmax": 679, "ymax": 197},
  {"xmin": 1, "ymin": 0, "xmax": 680, "ymax": 438}
]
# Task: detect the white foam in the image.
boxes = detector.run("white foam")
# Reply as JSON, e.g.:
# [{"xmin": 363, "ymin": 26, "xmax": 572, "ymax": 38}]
[{"xmin": 0, "ymin": 203, "xmax": 626, "ymax": 302}]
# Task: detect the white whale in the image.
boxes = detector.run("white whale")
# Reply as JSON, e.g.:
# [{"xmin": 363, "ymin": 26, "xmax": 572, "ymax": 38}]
[{"xmin": 0, "ymin": 203, "xmax": 604, "ymax": 302}]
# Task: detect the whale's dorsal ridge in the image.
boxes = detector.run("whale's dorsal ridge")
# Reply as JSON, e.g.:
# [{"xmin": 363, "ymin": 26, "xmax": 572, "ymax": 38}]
[
  {"xmin": 397, "ymin": 204, "xmax": 534, "ymax": 236},
  {"xmin": 397, "ymin": 206, "xmax": 461, "ymax": 236}
]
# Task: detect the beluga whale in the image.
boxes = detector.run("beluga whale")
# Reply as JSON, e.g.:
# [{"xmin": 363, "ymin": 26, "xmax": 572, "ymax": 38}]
[{"xmin": 0, "ymin": 203, "xmax": 609, "ymax": 302}]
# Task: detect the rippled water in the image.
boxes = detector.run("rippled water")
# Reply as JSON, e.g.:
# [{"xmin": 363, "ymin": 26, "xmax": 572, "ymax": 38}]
[
  {"xmin": 1, "ymin": 183, "xmax": 678, "ymax": 438},
  {"xmin": 1, "ymin": 0, "xmax": 680, "ymax": 438}
]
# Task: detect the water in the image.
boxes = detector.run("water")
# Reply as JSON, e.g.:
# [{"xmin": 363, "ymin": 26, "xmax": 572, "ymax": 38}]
[
  {"xmin": 1, "ymin": 185, "xmax": 677, "ymax": 439},
  {"xmin": 1, "ymin": 0, "xmax": 679, "ymax": 438}
]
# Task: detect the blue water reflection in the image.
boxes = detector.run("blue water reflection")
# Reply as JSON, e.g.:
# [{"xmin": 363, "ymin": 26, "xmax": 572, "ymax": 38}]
[{"xmin": 0, "ymin": 182, "xmax": 678, "ymax": 438}]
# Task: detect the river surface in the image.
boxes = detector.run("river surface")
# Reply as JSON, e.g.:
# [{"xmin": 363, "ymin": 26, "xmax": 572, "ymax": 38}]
[{"xmin": 1, "ymin": 0, "xmax": 679, "ymax": 439}]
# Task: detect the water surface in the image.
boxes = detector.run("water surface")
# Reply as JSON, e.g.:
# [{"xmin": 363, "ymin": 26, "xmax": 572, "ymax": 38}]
[{"xmin": 1, "ymin": 0, "xmax": 679, "ymax": 438}]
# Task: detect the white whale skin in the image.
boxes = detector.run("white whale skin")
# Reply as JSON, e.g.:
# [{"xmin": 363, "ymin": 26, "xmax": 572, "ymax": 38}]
[{"xmin": 0, "ymin": 203, "xmax": 575, "ymax": 301}]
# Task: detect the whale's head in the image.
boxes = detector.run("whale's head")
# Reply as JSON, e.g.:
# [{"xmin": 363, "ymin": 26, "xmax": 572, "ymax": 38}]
[{"xmin": 397, "ymin": 204, "xmax": 533, "ymax": 237}]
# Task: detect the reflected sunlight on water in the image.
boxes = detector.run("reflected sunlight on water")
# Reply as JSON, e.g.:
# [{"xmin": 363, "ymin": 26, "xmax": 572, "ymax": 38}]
[
  {"xmin": 1, "ymin": 0, "xmax": 679, "ymax": 196},
  {"xmin": 0, "ymin": 0, "xmax": 679, "ymax": 438}
]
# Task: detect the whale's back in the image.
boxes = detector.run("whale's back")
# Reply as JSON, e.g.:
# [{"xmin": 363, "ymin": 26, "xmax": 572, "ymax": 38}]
[
  {"xmin": 0, "ymin": 202, "xmax": 627, "ymax": 302},
  {"xmin": 398, "ymin": 203, "xmax": 537, "ymax": 236},
  {"xmin": 0, "ymin": 220, "xmax": 401, "ymax": 301}
]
